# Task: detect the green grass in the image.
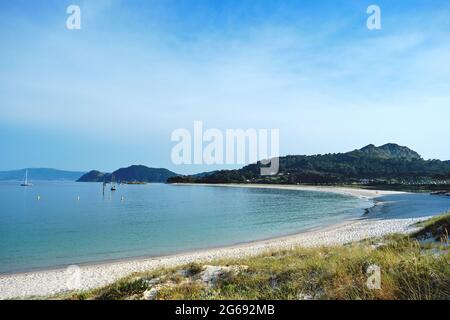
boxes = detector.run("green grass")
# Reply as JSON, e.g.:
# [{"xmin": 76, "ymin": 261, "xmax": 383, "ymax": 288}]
[{"xmin": 63, "ymin": 214, "xmax": 450, "ymax": 300}]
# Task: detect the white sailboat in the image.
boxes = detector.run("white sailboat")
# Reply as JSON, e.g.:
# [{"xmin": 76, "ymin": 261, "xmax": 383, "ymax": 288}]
[
  {"xmin": 110, "ymin": 174, "xmax": 116, "ymax": 191},
  {"xmin": 20, "ymin": 169, "xmax": 33, "ymax": 187}
]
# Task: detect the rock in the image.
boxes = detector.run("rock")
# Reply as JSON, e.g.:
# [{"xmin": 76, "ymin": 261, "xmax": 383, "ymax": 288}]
[
  {"xmin": 298, "ymin": 293, "xmax": 313, "ymax": 300},
  {"xmin": 176, "ymin": 269, "xmax": 190, "ymax": 277},
  {"xmin": 143, "ymin": 287, "xmax": 159, "ymax": 300},
  {"xmin": 370, "ymin": 242, "xmax": 385, "ymax": 249},
  {"xmin": 144, "ymin": 278, "xmax": 161, "ymax": 286},
  {"xmin": 200, "ymin": 265, "xmax": 248, "ymax": 286}
]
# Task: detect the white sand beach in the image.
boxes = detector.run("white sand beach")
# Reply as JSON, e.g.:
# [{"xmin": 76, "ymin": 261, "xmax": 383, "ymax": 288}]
[{"xmin": 0, "ymin": 184, "xmax": 446, "ymax": 300}]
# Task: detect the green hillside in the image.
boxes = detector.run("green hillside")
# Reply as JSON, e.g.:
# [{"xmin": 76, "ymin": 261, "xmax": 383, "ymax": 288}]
[
  {"xmin": 168, "ymin": 144, "xmax": 450, "ymax": 185},
  {"xmin": 77, "ymin": 165, "xmax": 179, "ymax": 183}
]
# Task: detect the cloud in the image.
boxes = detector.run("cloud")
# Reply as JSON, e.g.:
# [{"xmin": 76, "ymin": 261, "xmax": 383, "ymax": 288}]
[{"xmin": 0, "ymin": 0, "xmax": 449, "ymax": 167}]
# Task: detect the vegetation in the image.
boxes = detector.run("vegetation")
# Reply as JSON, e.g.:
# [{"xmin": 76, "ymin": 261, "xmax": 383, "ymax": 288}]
[
  {"xmin": 168, "ymin": 143, "xmax": 450, "ymax": 187},
  {"xmin": 63, "ymin": 214, "xmax": 450, "ymax": 300},
  {"xmin": 413, "ymin": 212, "xmax": 450, "ymax": 242},
  {"xmin": 77, "ymin": 165, "xmax": 179, "ymax": 183}
]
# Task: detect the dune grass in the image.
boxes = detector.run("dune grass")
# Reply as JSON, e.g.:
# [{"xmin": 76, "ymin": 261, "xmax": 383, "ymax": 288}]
[
  {"xmin": 64, "ymin": 215, "xmax": 450, "ymax": 301},
  {"xmin": 413, "ymin": 212, "xmax": 450, "ymax": 242}
]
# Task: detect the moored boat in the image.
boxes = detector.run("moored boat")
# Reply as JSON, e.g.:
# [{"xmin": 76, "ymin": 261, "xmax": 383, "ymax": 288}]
[{"xmin": 20, "ymin": 169, "xmax": 32, "ymax": 187}]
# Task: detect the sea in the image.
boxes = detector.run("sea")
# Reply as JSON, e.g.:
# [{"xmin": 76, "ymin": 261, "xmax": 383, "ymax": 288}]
[{"xmin": 0, "ymin": 181, "xmax": 377, "ymax": 273}]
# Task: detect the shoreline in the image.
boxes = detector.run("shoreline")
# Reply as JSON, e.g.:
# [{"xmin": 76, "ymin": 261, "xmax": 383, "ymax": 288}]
[
  {"xmin": 0, "ymin": 184, "xmax": 382, "ymax": 276},
  {"xmin": 173, "ymin": 183, "xmax": 404, "ymax": 198},
  {"xmin": 1, "ymin": 184, "xmax": 387, "ymax": 275},
  {"xmin": 0, "ymin": 217, "xmax": 363, "ymax": 277},
  {"xmin": 0, "ymin": 185, "xmax": 430, "ymax": 300}
]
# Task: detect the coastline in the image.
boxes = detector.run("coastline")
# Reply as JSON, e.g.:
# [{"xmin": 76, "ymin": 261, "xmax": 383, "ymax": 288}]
[
  {"xmin": 0, "ymin": 185, "xmax": 433, "ymax": 299},
  {"xmin": 174, "ymin": 183, "xmax": 403, "ymax": 198}
]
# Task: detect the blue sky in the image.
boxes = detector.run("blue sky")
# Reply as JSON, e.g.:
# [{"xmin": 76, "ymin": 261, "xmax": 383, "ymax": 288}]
[{"xmin": 1, "ymin": 0, "xmax": 449, "ymax": 174}]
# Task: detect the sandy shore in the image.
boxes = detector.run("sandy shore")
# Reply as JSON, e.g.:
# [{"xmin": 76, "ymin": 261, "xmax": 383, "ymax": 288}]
[
  {"xmin": 0, "ymin": 185, "xmax": 434, "ymax": 299},
  {"xmin": 183, "ymin": 183, "xmax": 402, "ymax": 198}
]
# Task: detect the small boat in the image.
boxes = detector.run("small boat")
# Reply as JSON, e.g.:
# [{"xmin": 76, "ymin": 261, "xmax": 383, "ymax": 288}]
[
  {"xmin": 111, "ymin": 174, "xmax": 117, "ymax": 191},
  {"xmin": 20, "ymin": 169, "xmax": 33, "ymax": 187}
]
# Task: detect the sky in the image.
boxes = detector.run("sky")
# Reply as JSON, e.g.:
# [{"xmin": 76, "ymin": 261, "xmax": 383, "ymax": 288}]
[{"xmin": 0, "ymin": 0, "xmax": 449, "ymax": 174}]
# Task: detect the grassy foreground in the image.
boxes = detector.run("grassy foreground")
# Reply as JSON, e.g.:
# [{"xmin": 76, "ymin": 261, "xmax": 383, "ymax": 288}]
[{"xmin": 65, "ymin": 214, "xmax": 449, "ymax": 300}]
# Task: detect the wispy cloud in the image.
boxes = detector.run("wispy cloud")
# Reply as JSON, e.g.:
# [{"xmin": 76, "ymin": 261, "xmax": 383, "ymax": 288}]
[{"xmin": 0, "ymin": 0, "xmax": 449, "ymax": 171}]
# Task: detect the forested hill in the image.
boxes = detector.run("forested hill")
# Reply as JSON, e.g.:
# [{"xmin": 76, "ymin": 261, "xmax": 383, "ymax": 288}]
[
  {"xmin": 77, "ymin": 165, "xmax": 179, "ymax": 183},
  {"xmin": 168, "ymin": 143, "xmax": 450, "ymax": 185}
]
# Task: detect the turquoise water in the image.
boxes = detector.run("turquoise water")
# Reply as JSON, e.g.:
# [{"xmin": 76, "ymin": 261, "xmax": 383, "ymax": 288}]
[{"xmin": 0, "ymin": 182, "xmax": 368, "ymax": 273}]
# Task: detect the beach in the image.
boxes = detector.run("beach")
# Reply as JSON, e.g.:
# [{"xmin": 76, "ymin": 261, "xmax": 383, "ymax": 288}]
[{"xmin": 0, "ymin": 184, "xmax": 446, "ymax": 300}]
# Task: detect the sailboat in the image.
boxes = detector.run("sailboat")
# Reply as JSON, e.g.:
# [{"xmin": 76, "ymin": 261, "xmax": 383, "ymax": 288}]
[
  {"xmin": 110, "ymin": 174, "xmax": 117, "ymax": 191},
  {"xmin": 20, "ymin": 169, "xmax": 33, "ymax": 187}
]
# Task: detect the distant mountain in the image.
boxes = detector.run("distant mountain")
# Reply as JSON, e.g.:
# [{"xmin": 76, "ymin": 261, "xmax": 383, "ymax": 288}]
[
  {"xmin": 77, "ymin": 165, "xmax": 179, "ymax": 183},
  {"xmin": 76, "ymin": 170, "xmax": 107, "ymax": 182},
  {"xmin": 349, "ymin": 143, "xmax": 421, "ymax": 161},
  {"xmin": 0, "ymin": 168, "xmax": 85, "ymax": 181},
  {"xmin": 168, "ymin": 143, "xmax": 450, "ymax": 185}
]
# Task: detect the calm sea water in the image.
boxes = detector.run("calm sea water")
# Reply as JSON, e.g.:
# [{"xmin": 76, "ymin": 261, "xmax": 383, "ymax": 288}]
[{"xmin": 0, "ymin": 182, "xmax": 369, "ymax": 273}]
